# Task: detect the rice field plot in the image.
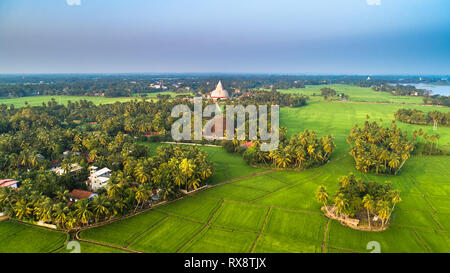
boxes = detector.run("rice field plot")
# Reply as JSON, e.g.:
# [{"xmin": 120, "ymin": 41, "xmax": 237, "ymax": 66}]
[
  {"xmin": 79, "ymin": 210, "xmax": 167, "ymax": 247},
  {"xmin": 198, "ymin": 183, "xmax": 270, "ymax": 202},
  {"xmin": 0, "ymin": 221, "xmax": 67, "ymax": 253},
  {"xmin": 325, "ymin": 221, "xmax": 428, "ymax": 253},
  {"xmin": 230, "ymin": 174, "xmax": 289, "ymax": 192},
  {"xmin": 154, "ymin": 194, "xmax": 222, "ymax": 223},
  {"xmin": 390, "ymin": 208, "xmax": 442, "ymax": 230},
  {"xmin": 196, "ymin": 146, "xmax": 265, "ymax": 184},
  {"xmin": 252, "ymin": 208, "xmax": 326, "ymax": 253},
  {"xmin": 181, "ymin": 226, "xmax": 258, "ymax": 253},
  {"xmin": 413, "ymin": 229, "xmax": 450, "ymax": 253},
  {"xmin": 433, "ymin": 213, "xmax": 450, "ymax": 231},
  {"xmin": 128, "ymin": 216, "xmax": 204, "ymax": 253},
  {"xmin": 56, "ymin": 241, "xmax": 128, "ymax": 253},
  {"xmin": 426, "ymin": 197, "xmax": 450, "ymax": 214},
  {"xmin": 210, "ymin": 201, "xmax": 269, "ymax": 232}
]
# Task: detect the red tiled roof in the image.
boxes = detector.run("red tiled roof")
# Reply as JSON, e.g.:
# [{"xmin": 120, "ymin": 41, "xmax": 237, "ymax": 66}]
[
  {"xmin": 0, "ymin": 179, "xmax": 19, "ymax": 187},
  {"xmin": 70, "ymin": 189, "xmax": 95, "ymax": 200}
]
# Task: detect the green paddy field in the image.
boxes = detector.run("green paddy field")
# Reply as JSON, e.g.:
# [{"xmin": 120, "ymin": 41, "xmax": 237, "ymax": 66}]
[{"xmin": 1, "ymin": 85, "xmax": 449, "ymax": 253}]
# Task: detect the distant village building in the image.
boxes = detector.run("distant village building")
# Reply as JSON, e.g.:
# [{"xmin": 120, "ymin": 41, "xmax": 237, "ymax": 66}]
[
  {"xmin": 51, "ymin": 163, "xmax": 82, "ymax": 176},
  {"xmin": 210, "ymin": 81, "xmax": 229, "ymax": 100},
  {"xmin": 70, "ymin": 189, "xmax": 98, "ymax": 202},
  {"xmin": 87, "ymin": 166, "xmax": 111, "ymax": 191},
  {"xmin": 0, "ymin": 179, "xmax": 19, "ymax": 189}
]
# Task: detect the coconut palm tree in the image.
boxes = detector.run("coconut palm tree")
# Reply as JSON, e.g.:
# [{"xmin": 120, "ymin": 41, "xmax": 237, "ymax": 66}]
[
  {"xmin": 74, "ymin": 199, "xmax": 93, "ymax": 226},
  {"xmin": 316, "ymin": 186, "xmax": 329, "ymax": 214},
  {"xmin": 362, "ymin": 194, "xmax": 375, "ymax": 228}
]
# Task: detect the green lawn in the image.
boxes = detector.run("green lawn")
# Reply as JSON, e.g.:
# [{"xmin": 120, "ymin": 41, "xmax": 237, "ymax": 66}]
[
  {"xmin": 135, "ymin": 91, "xmax": 192, "ymax": 98},
  {"xmin": 273, "ymin": 84, "xmax": 425, "ymax": 104},
  {"xmin": 0, "ymin": 220, "xmax": 67, "ymax": 253}
]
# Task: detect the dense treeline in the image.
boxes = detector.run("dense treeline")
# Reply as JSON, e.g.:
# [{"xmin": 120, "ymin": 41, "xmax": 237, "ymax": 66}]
[
  {"xmin": 0, "ymin": 98, "xmax": 215, "ymax": 229},
  {"xmin": 395, "ymin": 109, "xmax": 449, "ymax": 127},
  {"xmin": 423, "ymin": 95, "xmax": 450, "ymax": 107},
  {"xmin": 237, "ymin": 90, "xmax": 307, "ymax": 107},
  {"xmin": 316, "ymin": 174, "xmax": 401, "ymax": 229},
  {"xmin": 347, "ymin": 120, "xmax": 414, "ymax": 175},
  {"xmin": 371, "ymin": 84, "xmax": 428, "ymax": 96},
  {"xmin": 0, "ymin": 145, "xmax": 213, "ymax": 229},
  {"xmin": 243, "ymin": 129, "xmax": 335, "ymax": 169}
]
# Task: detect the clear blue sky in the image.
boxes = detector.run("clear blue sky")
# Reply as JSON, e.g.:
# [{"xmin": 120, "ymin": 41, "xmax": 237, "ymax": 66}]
[{"xmin": 0, "ymin": 0, "xmax": 449, "ymax": 74}]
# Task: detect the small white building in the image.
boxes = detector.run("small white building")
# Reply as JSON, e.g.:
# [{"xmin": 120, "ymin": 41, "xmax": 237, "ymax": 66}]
[
  {"xmin": 87, "ymin": 166, "xmax": 111, "ymax": 191},
  {"xmin": 51, "ymin": 163, "xmax": 82, "ymax": 176}
]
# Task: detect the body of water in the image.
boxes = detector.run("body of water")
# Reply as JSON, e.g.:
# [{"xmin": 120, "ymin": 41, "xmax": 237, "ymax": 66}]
[{"xmin": 401, "ymin": 83, "xmax": 450, "ymax": 96}]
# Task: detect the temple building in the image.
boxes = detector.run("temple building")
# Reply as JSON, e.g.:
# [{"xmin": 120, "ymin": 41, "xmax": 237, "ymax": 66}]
[{"xmin": 210, "ymin": 81, "xmax": 229, "ymax": 100}]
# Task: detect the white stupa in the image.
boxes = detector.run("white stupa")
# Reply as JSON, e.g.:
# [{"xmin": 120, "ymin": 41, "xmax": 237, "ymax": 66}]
[{"xmin": 210, "ymin": 81, "xmax": 229, "ymax": 99}]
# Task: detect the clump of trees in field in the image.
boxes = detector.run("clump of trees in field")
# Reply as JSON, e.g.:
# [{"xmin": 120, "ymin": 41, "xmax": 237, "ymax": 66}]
[
  {"xmin": 347, "ymin": 119, "xmax": 414, "ymax": 175},
  {"xmin": 395, "ymin": 109, "xmax": 449, "ymax": 129},
  {"xmin": 320, "ymin": 87, "xmax": 336, "ymax": 97},
  {"xmin": 423, "ymin": 95, "xmax": 450, "ymax": 107},
  {"xmin": 371, "ymin": 84, "xmax": 428, "ymax": 96},
  {"xmin": 243, "ymin": 129, "xmax": 335, "ymax": 169},
  {"xmin": 316, "ymin": 173, "xmax": 401, "ymax": 229},
  {"xmin": 412, "ymin": 129, "xmax": 445, "ymax": 156}
]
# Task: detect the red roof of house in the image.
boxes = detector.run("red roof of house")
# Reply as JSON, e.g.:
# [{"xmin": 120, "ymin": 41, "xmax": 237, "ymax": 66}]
[
  {"xmin": 0, "ymin": 179, "xmax": 19, "ymax": 187},
  {"xmin": 70, "ymin": 189, "xmax": 96, "ymax": 200}
]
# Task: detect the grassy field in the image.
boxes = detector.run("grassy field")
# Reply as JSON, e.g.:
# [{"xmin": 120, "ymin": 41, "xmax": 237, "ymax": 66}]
[
  {"xmin": 78, "ymin": 98, "xmax": 450, "ymax": 253},
  {"xmin": 0, "ymin": 95, "xmax": 138, "ymax": 107},
  {"xmin": 0, "ymin": 220, "xmax": 67, "ymax": 253},
  {"xmin": 273, "ymin": 84, "xmax": 426, "ymax": 104}
]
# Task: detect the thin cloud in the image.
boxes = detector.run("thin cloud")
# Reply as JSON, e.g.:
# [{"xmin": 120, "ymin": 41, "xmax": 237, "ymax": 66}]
[
  {"xmin": 366, "ymin": 0, "xmax": 381, "ymax": 6},
  {"xmin": 66, "ymin": 0, "xmax": 81, "ymax": 6}
]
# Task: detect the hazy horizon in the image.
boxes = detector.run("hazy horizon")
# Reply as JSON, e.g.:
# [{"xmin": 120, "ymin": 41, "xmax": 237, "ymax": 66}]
[{"xmin": 1, "ymin": 0, "xmax": 449, "ymax": 74}]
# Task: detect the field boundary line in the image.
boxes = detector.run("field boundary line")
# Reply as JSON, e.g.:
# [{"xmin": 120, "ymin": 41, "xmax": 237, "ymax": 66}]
[
  {"xmin": 250, "ymin": 206, "xmax": 272, "ymax": 253},
  {"xmin": 428, "ymin": 212, "xmax": 445, "ymax": 231},
  {"xmin": 411, "ymin": 228, "xmax": 431, "ymax": 253},
  {"xmin": 210, "ymin": 224, "xmax": 259, "ymax": 234},
  {"xmin": 125, "ymin": 215, "xmax": 170, "ymax": 248},
  {"xmin": 75, "ymin": 231, "xmax": 141, "ymax": 253},
  {"xmin": 421, "ymin": 194, "xmax": 437, "ymax": 213},
  {"xmin": 49, "ymin": 233, "xmax": 71, "ymax": 253},
  {"xmin": 158, "ymin": 212, "xmax": 205, "ymax": 225},
  {"xmin": 211, "ymin": 170, "xmax": 275, "ymax": 187},
  {"xmin": 175, "ymin": 199, "xmax": 225, "ymax": 253},
  {"xmin": 251, "ymin": 171, "xmax": 324, "ymax": 203},
  {"xmin": 326, "ymin": 246, "xmax": 361, "ymax": 253},
  {"xmin": 321, "ymin": 219, "xmax": 331, "ymax": 253}
]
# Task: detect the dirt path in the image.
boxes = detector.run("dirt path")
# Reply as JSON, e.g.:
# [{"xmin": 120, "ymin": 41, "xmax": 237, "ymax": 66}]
[
  {"xmin": 321, "ymin": 219, "xmax": 331, "ymax": 253},
  {"xmin": 75, "ymin": 230, "xmax": 142, "ymax": 253}
]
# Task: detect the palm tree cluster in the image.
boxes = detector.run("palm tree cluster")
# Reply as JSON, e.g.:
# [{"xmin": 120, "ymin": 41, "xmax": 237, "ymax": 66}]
[
  {"xmin": 347, "ymin": 120, "xmax": 414, "ymax": 175},
  {"xmin": 395, "ymin": 109, "xmax": 449, "ymax": 128},
  {"xmin": 412, "ymin": 129, "xmax": 445, "ymax": 156},
  {"xmin": 0, "ymin": 145, "xmax": 213, "ymax": 230},
  {"xmin": 316, "ymin": 173, "xmax": 401, "ymax": 228},
  {"xmin": 243, "ymin": 130, "xmax": 335, "ymax": 169}
]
